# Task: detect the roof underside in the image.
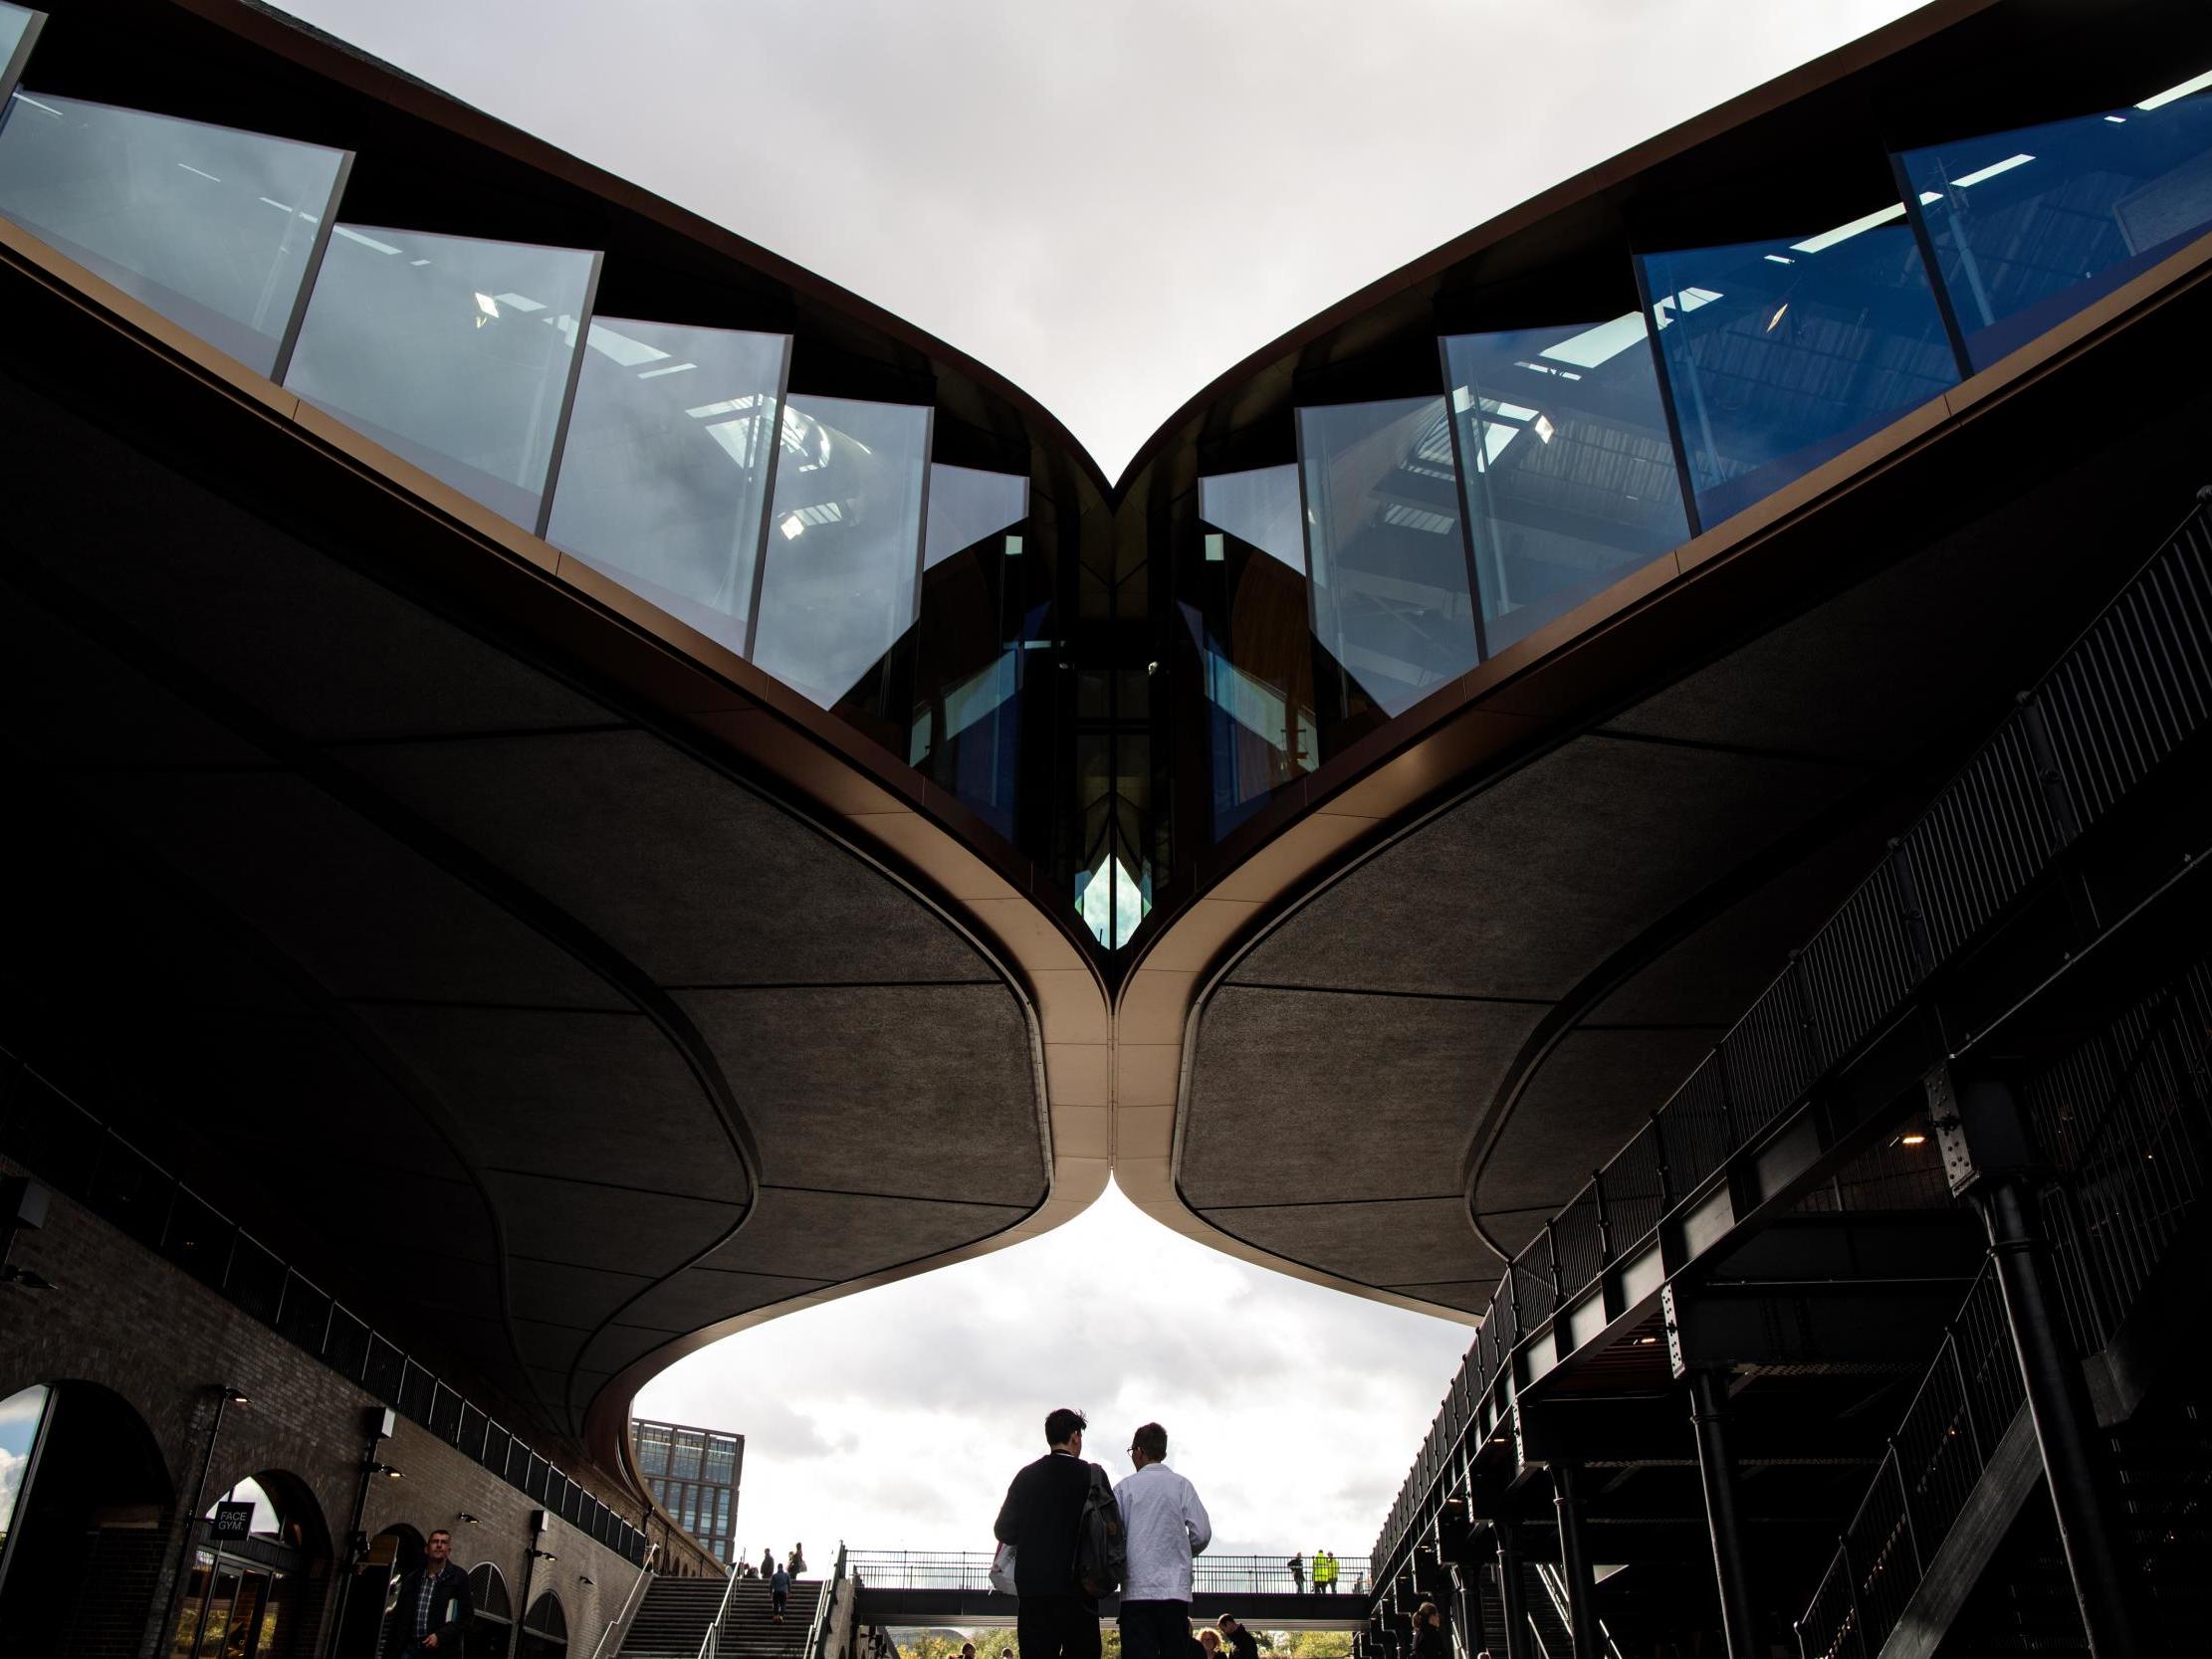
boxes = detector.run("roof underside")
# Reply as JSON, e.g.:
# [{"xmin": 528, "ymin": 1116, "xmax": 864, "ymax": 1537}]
[{"xmin": 0, "ymin": 359, "xmax": 1049, "ymax": 1442}]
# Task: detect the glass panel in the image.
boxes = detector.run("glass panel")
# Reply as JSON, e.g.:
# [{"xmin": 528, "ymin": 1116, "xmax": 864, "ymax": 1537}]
[
  {"xmin": 670, "ymin": 1432, "xmax": 701, "ymax": 1481},
  {"xmin": 752, "ymin": 395, "xmax": 931, "ymax": 710},
  {"xmin": 221, "ymin": 1570, "xmax": 265, "ymax": 1659},
  {"xmin": 911, "ymin": 465, "xmax": 1033, "ymax": 839},
  {"xmin": 0, "ymin": 94, "xmax": 343, "ymax": 376},
  {"xmin": 1297, "ymin": 395, "xmax": 1478, "ymax": 722},
  {"xmin": 1899, "ymin": 72, "xmax": 2212, "ymax": 370},
  {"xmin": 0, "ymin": 7, "xmax": 39, "ymax": 91},
  {"xmin": 283, "ymin": 226, "xmax": 597, "ymax": 530},
  {"xmin": 169, "ymin": 1559, "xmax": 212, "ymax": 1659},
  {"xmin": 545, "ymin": 319, "xmax": 788, "ymax": 656},
  {"xmin": 1191, "ymin": 465, "xmax": 1315, "ymax": 840},
  {"xmin": 1442, "ymin": 317, "xmax": 1690, "ymax": 653},
  {"xmin": 0, "ymin": 1382, "xmax": 51, "ymax": 1553},
  {"xmin": 1639, "ymin": 207, "xmax": 1960, "ymax": 528},
  {"xmin": 634, "ymin": 1423, "xmax": 669, "ymax": 1477}
]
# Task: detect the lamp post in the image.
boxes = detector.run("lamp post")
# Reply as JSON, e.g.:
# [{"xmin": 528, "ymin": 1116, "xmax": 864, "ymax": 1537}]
[
  {"xmin": 322, "ymin": 1407, "xmax": 397, "ymax": 1659},
  {"xmin": 163, "ymin": 1384, "xmax": 249, "ymax": 1655}
]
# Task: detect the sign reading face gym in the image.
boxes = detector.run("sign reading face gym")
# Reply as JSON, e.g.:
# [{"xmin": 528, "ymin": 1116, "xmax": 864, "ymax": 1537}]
[{"xmin": 210, "ymin": 1502, "xmax": 256, "ymax": 1542}]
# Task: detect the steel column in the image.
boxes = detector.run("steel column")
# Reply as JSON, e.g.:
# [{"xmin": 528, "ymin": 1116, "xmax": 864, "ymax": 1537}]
[
  {"xmin": 1550, "ymin": 1464, "xmax": 1602, "ymax": 1659},
  {"xmin": 1493, "ymin": 1525, "xmax": 1531, "ymax": 1659},
  {"xmin": 1978, "ymin": 1176, "xmax": 2142, "ymax": 1659},
  {"xmin": 1689, "ymin": 1368, "xmax": 1760, "ymax": 1659}
]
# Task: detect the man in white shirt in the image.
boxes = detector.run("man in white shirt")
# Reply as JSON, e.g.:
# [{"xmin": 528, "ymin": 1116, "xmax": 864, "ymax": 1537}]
[{"xmin": 1114, "ymin": 1422, "xmax": 1212, "ymax": 1659}]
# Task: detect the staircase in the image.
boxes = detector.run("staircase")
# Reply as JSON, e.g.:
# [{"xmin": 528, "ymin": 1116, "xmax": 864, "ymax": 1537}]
[
  {"xmin": 1522, "ymin": 1563, "xmax": 1573, "ymax": 1659},
  {"xmin": 616, "ymin": 1577, "xmax": 827, "ymax": 1659}
]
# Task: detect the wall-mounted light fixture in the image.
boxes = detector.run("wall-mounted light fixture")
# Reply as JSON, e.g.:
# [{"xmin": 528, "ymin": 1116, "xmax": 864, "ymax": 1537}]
[{"xmin": 457, "ymin": 1513, "xmax": 479, "ymax": 1525}]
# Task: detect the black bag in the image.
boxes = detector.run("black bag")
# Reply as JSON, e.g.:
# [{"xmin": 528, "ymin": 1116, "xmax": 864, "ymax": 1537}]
[{"xmin": 1072, "ymin": 1462, "xmax": 1125, "ymax": 1597}]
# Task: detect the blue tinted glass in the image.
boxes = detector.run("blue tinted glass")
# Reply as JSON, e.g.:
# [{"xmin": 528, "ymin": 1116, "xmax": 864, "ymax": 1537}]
[
  {"xmin": 1297, "ymin": 396, "xmax": 1477, "ymax": 721},
  {"xmin": 1900, "ymin": 76, "xmax": 2212, "ymax": 370},
  {"xmin": 545, "ymin": 318, "xmax": 787, "ymax": 656},
  {"xmin": 910, "ymin": 464, "xmax": 1031, "ymax": 838},
  {"xmin": 284, "ymin": 226, "xmax": 597, "ymax": 530},
  {"xmin": 0, "ymin": 94, "xmax": 345, "ymax": 375},
  {"xmin": 752, "ymin": 395, "xmax": 931, "ymax": 709},
  {"xmin": 1640, "ymin": 210, "xmax": 1959, "ymax": 528},
  {"xmin": 1193, "ymin": 465, "xmax": 1315, "ymax": 839},
  {"xmin": 1443, "ymin": 318, "xmax": 1689, "ymax": 653}
]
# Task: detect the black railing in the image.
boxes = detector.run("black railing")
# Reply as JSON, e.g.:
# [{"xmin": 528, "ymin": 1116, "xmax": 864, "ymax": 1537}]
[
  {"xmin": 845, "ymin": 1550, "xmax": 1372, "ymax": 1597},
  {"xmin": 1370, "ymin": 495, "xmax": 2212, "ymax": 1580},
  {"xmin": 0, "ymin": 1047, "xmax": 650, "ymax": 1566},
  {"xmin": 1797, "ymin": 948, "xmax": 2212, "ymax": 1657}
]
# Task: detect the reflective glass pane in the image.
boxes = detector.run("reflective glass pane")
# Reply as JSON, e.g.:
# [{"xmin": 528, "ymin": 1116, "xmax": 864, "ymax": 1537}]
[
  {"xmin": 0, "ymin": 1382, "xmax": 51, "ymax": 1548},
  {"xmin": 1298, "ymin": 395, "xmax": 1478, "ymax": 722},
  {"xmin": 1, "ymin": 7, "xmax": 43, "ymax": 94},
  {"xmin": 1900, "ymin": 74, "xmax": 2212, "ymax": 370},
  {"xmin": 1192, "ymin": 465, "xmax": 1315, "ymax": 840},
  {"xmin": 1640, "ymin": 210, "xmax": 1959, "ymax": 528},
  {"xmin": 284, "ymin": 226, "xmax": 596, "ymax": 530},
  {"xmin": 0, "ymin": 94, "xmax": 344, "ymax": 376},
  {"xmin": 753, "ymin": 395, "xmax": 930, "ymax": 709},
  {"xmin": 911, "ymin": 464, "xmax": 1033, "ymax": 838},
  {"xmin": 1443, "ymin": 317, "xmax": 1689, "ymax": 653},
  {"xmin": 545, "ymin": 319, "xmax": 787, "ymax": 655}
]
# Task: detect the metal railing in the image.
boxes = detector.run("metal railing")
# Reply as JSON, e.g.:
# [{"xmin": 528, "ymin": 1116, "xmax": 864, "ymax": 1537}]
[
  {"xmin": 844, "ymin": 1550, "xmax": 1371, "ymax": 1596},
  {"xmin": 802, "ymin": 1545, "xmax": 848, "ymax": 1659},
  {"xmin": 1797, "ymin": 947, "xmax": 2212, "ymax": 1659},
  {"xmin": 0, "ymin": 1047, "xmax": 651, "ymax": 1567},
  {"xmin": 1370, "ymin": 494, "xmax": 2212, "ymax": 1584},
  {"xmin": 697, "ymin": 1554, "xmax": 745, "ymax": 1659},
  {"xmin": 589, "ymin": 1545, "xmax": 659, "ymax": 1659},
  {"xmin": 1533, "ymin": 1562, "xmax": 1624, "ymax": 1659}
]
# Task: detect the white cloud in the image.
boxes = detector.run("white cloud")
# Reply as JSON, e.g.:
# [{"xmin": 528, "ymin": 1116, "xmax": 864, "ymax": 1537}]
[{"xmin": 639, "ymin": 1180, "xmax": 1471, "ymax": 1560}]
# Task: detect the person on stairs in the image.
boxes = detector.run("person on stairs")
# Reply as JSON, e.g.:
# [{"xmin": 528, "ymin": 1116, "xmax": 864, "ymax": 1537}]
[{"xmin": 771, "ymin": 1559, "xmax": 792, "ymax": 1622}]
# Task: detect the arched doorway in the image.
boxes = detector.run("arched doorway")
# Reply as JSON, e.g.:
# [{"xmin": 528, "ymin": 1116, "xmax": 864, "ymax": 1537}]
[
  {"xmin": 0, "ymin": 1379, "xmax": 174, "ymax": 1653},
  {"xmin": 467, "ymin": 1561, "xmax": 514, "ymax": 1659},
  {"xmin": 171, "ymin": 1468, "xmax": 332, "ymax": 1659},
  {"xmin": 517, "ymin": 1590, "xmax": 566, "ymax": 1659}
]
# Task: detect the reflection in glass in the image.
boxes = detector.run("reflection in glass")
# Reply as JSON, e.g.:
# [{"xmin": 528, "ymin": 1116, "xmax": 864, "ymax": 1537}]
[
  {"xmin": 0, "ymin": 1382, "xmax": 51, "ymax": 1555},
  {"xmin": 545, "ymin": 319, "xmax": 788, "ymax": 656},
  {"xmin": 1640, "ymin": 209, "xmax": 1959, "ymax": 528},
  {"xmin": 1, "ymin": 7, "xmax": 44, "ymax": 103},
  {"xmin": 1191, "ymin": 465, "xmax": 1315, "ymax": 839},
  {"xmin": 752, "ymin": 394, "xmax": 931, "ymax": 711},
  {"xmin": 1298, "ymin": 396, "xmax": 1478, "ymax": 722},
  {"xmin": 911, "ymin": 464, "xmax": 1032, "ymax": 838},
  {"xmin": 1443, "ymin": 317, "xmax": 1689, "ymax": 652},
  {"xmin": 1900, "ymin": 73, "xmax": 2212, "ymax": 370},
  {"xmin": 284, "ymin": 226, "xmax": 598, "ymax": 530},
  {"xmin": 0, "ymin": 95, "xmax": 346, "ymax": 375},
  {"xmin": 1075, "ymin": 727, "xmax": 1154, "ymax": 950}
]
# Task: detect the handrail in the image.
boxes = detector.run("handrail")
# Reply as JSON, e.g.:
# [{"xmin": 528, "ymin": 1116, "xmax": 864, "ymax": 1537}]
[
  {"xmin": 696, "ymin": 1555, "xmax": 743, "ymax": 1659},
  {"xmin": 1370, "ymin": 491, "xmax": 2212, "ymax": 1583},
  {"xmin": 802, "ymin": 1543, "xmax": 848, "ymax": 1659},
  {"xmin": 1533, "ymin": 1562, "xmax": 1625, "ymax": 1659},
  {"xmin": 843, "ymin": 1549, "xmax": 1373, "ymax": 1595},
  {"xmin": 589, "ymin": 1545, "xmax": 658, "ymax": 1659}
]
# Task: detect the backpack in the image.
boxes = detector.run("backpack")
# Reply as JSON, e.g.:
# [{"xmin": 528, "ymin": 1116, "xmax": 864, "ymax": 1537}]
[{"xmin": 1071, "ymin": 1462, "xmax": 1125, "ymax": 1598}]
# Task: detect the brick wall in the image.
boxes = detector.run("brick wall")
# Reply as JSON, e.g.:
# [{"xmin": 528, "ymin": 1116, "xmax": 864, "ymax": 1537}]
[{"xmin": 0, "ymin": 1151, "xmax": 685, "ymax": 1658}]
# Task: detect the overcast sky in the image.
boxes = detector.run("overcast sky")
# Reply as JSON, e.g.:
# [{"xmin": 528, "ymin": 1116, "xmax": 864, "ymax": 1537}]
[{"xmin": 269, "ymin": 0, "xmax": 1927, "ymax": 1567}]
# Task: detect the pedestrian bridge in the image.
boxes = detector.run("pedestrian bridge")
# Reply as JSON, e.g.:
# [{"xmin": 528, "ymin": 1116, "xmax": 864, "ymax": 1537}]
[{"xmin": 848, "ymin": 1553, "xmax": 1373, "ymax": 1630}]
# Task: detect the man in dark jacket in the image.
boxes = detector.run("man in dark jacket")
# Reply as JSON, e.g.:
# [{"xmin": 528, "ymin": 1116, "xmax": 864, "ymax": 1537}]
[
  {"xmin": 1217, "ymin": 1615, "xmax": 1260, "ymax": 1659},
  {"xmin": 387, "ymin": 1528, "xmax": 472, "ymax": 1656},
  {"xmin": 994, "ymin": 1406, "xmax": 1101, "ymax": 1659}
]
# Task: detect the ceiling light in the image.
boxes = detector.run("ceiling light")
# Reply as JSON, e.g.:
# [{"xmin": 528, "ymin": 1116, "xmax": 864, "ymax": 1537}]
[
  {"xmin": 473, "ymin": 293, "xmax": 500, "ymax": 320},
  {"xmin": 333, "ymin": 227, "xmax": 402, "ymax": 256},
  {"xmin": 1765, "ymin": 302, "xmax": 1790, "ymax": 333},
  {"xmin": 1791, "ymin": 203, "xmax": 1906, "ymax": 255},
  {"xmin": 1764, "ymin": 255, "xmax": 1795, "ymax": 265},
  {"xmin": 779, "ymin": 514, "xmax": 805, "ymax": 539},
  {"xmin": 1950, "ymin": 153, "xmax": 2035, "ymax": 189},
  {"xmin": 2137, "ymin": 69, "xmax": 2212, "ymax": 111},
  {"xmin": 2104, "ymin": 115, "xmax": 2128, "ymax": 124},
  {"xmin": 1901, "ymin": 1133, "xmax": 1927, "ymax": 1146},
  {"xmin": 1532, "ymin": 414, "xmax": 1555, "ymax": 445},
  {"xmin": 176, "ymin": 162, "xmax": 221, "ymax": 183},
  {"xmin": 636, "ymin": 362, "xmax": 698, "ymax": 379}
]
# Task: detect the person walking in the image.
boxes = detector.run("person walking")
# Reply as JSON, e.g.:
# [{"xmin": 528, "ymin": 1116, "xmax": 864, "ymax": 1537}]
[
  {"xmin": 995, "ymin": 1406, "xmax": 1102, "ymax": 1659},
  {"xmin": 1410, "ymin": 1602, "xmax": 1446, "ymax": 1659},
  {"xmin": 385, "ymin": 1528, "xmax": 472, "ymax": 1656},
  {"xmin": 1216, "ymin": 1616, "xmax": 1259, "ymax": 1659},
  {"xmin": 770, "ymin": 1560, "xmax": 792, "ymax": 1622},
  {"xmin": 761, "ymin": 1548, "xmax": 775, "ymax": 1580},
  {"xmin": 789, "ymin": 1543, "xmax": 808, "ymax": 1575},
  {"xmin": 1114, "ymin": 1421, "xmax": 1212, "ymax": 1659},
  {"xmin": 1285, "ymin": 1553, "xmax": 1304, "ymax": 1593}
]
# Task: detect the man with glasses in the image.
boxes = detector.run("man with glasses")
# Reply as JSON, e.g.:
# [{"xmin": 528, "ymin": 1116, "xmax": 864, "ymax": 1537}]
[
  {"xmin": 386, "ymin": 1527, "xmax": 472, "ymax": 1656},
  {"xmin": 1114, "ymin": 1423, "xmax": 1211, "ymax": 1659},
  {"xmin": 995, "ymin": 1407, "xmax": 1101, "ymax": 1659}
]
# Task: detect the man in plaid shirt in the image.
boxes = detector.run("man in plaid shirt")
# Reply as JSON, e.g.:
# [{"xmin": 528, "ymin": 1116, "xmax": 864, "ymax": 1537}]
[{"xmin": 387, "ymin": 1528, "xmax": 472, "ymax": 1656}]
